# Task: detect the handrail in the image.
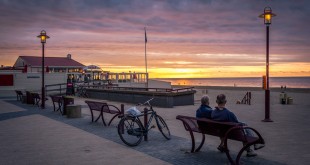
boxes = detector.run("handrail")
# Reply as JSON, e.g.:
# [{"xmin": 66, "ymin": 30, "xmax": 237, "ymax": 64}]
[
  {"xmin": 45, "ymin": 83, "xmax": 67, "ymax": 95},
  {"xmin": 45, "ymin": 83, "xmax": 67, "ymax": 87},
  {"xmin": 44, "ymin": 83, "xmax": 195, "ymax": 97},
  {"xmin": 76, "ymin": 84, "xmax": 194, "ymax": 93}
]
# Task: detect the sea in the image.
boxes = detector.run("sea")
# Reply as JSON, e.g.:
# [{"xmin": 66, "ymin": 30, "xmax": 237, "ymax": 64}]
[{"xmin": 156, "ymin": 77, "xmax": 310, "ymax": 89}]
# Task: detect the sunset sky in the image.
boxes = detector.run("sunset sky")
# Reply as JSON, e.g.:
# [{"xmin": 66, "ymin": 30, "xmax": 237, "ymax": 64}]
[{"xmin": 0, "ymin": 0, "xmax": 309, "ymax": 78}]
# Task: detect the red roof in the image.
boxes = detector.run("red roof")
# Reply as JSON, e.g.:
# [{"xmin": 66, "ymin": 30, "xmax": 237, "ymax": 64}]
[{"xmin": 19, "ymin": 56, "xmax": 85, "ymax": 67}]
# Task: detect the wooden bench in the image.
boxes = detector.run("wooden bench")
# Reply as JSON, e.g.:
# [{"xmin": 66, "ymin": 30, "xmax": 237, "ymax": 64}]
[
  {"xmin": 85, "ymin": 100, "xmax": 124, "ymax": 126},
  {"xmin": 31, "ymin": 93, "xmax": 41, "ymax": 107},
  {"xmin": 50, "ymin": 95, "xmax": 63, "ymax": 114},
  {"xmin": 30, "ymin": 93, "xmax": 48, "ymax": 107},
  {"xmin": 15, "ymin": 90, "xmax": 24, "ymax": 101},
  {"xmin": 176, "ymin": 115, "xmax": 265, "ymax": 165}
]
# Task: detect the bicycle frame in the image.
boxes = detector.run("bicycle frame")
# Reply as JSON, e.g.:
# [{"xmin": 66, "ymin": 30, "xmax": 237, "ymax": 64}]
[{"xmin": 135, "ymin": 108, "xmax": 158, "ymax": 134}]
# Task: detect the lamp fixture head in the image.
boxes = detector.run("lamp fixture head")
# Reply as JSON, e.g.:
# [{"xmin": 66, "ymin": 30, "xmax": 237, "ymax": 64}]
[
  {"xmin": 259, "ymin": 7, "xmax": 276, "ymax": 25},
  {"xmin": 37, "ymin": 30, "xmax": 50, "ymax": 43}
]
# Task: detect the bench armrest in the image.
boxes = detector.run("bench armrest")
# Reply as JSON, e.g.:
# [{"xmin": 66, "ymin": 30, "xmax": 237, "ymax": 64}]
[
  {"xmin": 105, "ymin": 104, "xmax": 121, "ymax": 114},
  {"xmin": 224, "ymin": 126, "xmax": 265, "ymax": 145}
]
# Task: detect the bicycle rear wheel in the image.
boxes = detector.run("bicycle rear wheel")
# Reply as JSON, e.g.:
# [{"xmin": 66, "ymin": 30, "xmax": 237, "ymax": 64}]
[
  {"xmin": 118, "ymin": 116, "xmax": 143, "ymax": 146},
  {"xmin": 156, "ymin": 115, "xmax": 171, "ymax": 140}
]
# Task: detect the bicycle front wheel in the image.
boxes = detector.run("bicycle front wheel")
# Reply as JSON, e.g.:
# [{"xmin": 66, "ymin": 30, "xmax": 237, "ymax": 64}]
[
  {"xmin": 118, "ymin": 116, "xmax": 143, "ymax": 146},
  {"xmin": 156, "ymin": 115, "xmax": 171, "ymax": 140}
]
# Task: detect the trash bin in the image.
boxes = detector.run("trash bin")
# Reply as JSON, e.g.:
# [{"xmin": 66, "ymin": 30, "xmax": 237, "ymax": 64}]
[
  {"xmin": 26, "ymin": 91, "xmax": 34, "ymax": 104},
  {"xmin": 62, "ymin": 96, "xmax": 74, "ymax": 115},
  {"xmin": 287, "ymin": 97, "xmax": 293, "ymax": 104},
  {"xmin": 66, "ymin": 104, "xmax": 81, "ymax": 118}
]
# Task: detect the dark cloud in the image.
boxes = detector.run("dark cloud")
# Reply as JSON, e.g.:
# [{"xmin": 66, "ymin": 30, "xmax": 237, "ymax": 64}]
[{"xmin": 0, "ymin": 0, "xmax": 309, "ymax": 76}]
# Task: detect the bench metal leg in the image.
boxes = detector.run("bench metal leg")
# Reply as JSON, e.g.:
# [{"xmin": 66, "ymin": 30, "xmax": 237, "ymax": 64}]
[
  {"xmin": 52, "ymin": 102, "xmax": 56, "ymax": 111},
  {"xmin": 93, "ymin": 111, "xmax": 107, "ymax": 126},
  {"xmin": 17, "ymin": 94, "xmax": 22, "ymax": 101},
  {"xmin": 90, "ymin": 110, "xmax": 94, "ymax": 122},
  {"xmin": 34, "ymin": 98, "xmax": 40, "ymax": 107},
  {"xmin": 53, "ymin": 101, "xmax": 63, "ymax": 114},
  {"xmin": 107, "ymin": 114, "xmax": 120, "ymax": 126},
  {"xmin": 195, "ymin": 134, "xmax": 205, "ymax": 152},
  {"xmin": 188, "ymin": 129, "xmax": 196, "ymax": 153},
  {"xmin": 181, "ymin": 122, "xmax": 204, "ymax": 153},
  {"xmin": 224, "ymin": 142, "xmax": 254, "ymax": 165},
  {"xmin": 58, "ymin": 102, "xmax": 63, "ymax": 114},
  {"xmin": 100, "ymin": 111, "xmax": 107, "ymax": 126},
  {"xmin": 94, "ymin": 113, "xmax": 101, "ymax": 122},
  {"xmin": 223, "ymin": 126, "xmax": 265, "ymax": 165}
]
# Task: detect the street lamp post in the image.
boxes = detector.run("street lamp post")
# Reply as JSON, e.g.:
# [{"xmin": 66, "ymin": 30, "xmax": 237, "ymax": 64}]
[
  {"xmin": 259, "ymin": 7, "xmax": 276, "ymax": 122},
  {"xmin": 37, "ymin": 30, "xmax": 50, "ymax": 109}
]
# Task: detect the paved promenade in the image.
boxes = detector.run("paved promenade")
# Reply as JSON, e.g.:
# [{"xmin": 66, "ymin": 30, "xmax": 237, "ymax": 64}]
[{"xmin": 0, "ymin": 88, "xmax": 309, "ymax": 165}]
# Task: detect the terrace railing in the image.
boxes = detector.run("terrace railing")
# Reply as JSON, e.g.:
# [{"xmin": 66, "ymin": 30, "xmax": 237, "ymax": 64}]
[{"xmin": 76, "ymin": 84, "xmax": 194, "ymax": 93}]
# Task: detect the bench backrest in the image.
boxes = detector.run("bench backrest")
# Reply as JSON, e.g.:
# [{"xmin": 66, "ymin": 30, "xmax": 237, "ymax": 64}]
[
  {"xmin": 85, "ymin": 100, "xmax": 108, "ymax": 110},
  {"xmin": 50, "ymin": 95, "xmax": 62, "ymax": 102},
  {"xmin": 176, "ymin": 115, "xmax": 247, "ymax": 142},
  {"xmin": 15, "ymin": 90, "xmax": 23, "ymax": 95},
  {"xmin": 31, "ymin": 93, "xmax": 40, "ymax": 99},
  {"xmin": 85, "ymin": 100, "xmax": 120, "ymax": 113}
]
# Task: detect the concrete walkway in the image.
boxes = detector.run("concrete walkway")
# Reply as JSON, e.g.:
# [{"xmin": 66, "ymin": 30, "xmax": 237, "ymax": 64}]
[{"xmin": 0, "ymin": 88, "xmax": 309, "ymax": 165}]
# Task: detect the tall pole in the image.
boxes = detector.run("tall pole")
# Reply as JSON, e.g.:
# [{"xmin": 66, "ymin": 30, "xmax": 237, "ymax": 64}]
[
  {"xmin": 41, "ymin": 42, "xmax": 45, "ymax": 109},
  {"xmin": 145, "ymin": 38, "xmax": 147, "ymax": 73},
  {"xmin": 259, "ymin": 7, "xmax": 275, "ymax": 122},
  {"xmin": 144, "ymin": 27, "xmax": 147, "ymax": 73},
  {"xmin": 37, "ymin": 30, "xmax": 49, "ymax": 109},
  {"xmin": 263, "ymin": 25, "xmax": 272, "ymax": 122},
  {"xmin": 144, "ymin": 27, "xmax": 148, "ymax": 89}
]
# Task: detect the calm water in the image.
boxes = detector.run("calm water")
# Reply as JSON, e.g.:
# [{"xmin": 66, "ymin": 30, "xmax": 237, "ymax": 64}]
[{"xmin": 156, "ymin": 77, "xmax": 310, "ymax": 88}]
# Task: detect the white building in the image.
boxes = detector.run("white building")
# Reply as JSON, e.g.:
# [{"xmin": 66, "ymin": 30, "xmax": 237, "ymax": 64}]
[{"xmin": 0, "ymin": 55, "xmax": 171, "ymax": 92}]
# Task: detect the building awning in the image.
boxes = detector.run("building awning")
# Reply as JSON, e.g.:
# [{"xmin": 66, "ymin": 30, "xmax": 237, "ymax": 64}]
[{"xmin": 83, "ymin": 65, "xmax": 102, "ymax": 72}]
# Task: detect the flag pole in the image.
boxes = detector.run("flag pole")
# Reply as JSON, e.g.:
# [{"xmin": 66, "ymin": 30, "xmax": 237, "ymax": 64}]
[
  {"xmin": 144, "ymin": 27, "xmax": 147, "ymax": 73},
  {"xmin": 144, "ymin": 27, "xmax": 148, "ymax": 89}
]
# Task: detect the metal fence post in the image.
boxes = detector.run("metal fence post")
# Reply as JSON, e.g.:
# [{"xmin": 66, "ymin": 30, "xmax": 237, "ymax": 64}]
[{"xmin": 144, "ymin": 108, "xmax": 148, "ymax": 141}]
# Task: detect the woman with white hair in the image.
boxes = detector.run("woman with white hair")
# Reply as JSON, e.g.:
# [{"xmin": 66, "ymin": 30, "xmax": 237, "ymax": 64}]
[{"xmin": 196, "ymin": 95, "xmax": 213, "ymax": 119}]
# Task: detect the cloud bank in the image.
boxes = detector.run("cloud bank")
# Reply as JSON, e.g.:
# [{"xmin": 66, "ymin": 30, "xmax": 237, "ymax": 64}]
[{"xmin": 0, "ymin": 0, "xmax": 309, "ymax": 77}]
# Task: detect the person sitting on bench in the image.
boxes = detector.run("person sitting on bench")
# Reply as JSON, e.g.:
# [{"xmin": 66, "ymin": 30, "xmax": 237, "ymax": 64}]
[
  {"xmin": 196, "ymin": 95, "xmax": 213, "ymax": 119},
  {"xmin": 211, "ymin": 94, "xmax": 264, "ymax": 157}
]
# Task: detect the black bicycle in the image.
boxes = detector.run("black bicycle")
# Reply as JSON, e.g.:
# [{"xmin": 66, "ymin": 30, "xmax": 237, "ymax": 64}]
[
  {"xmin": 76, "ymin": 85, "xmax": 89, "ymax": 98},
  {"xmin": 117, "ymin": 98, "xmax": 171, "ymax": 146}
]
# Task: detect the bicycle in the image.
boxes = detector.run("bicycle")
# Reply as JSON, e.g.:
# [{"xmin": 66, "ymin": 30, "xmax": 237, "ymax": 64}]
[
  {"xmin": 117, "ymin": 98, "xmax": 171, "ymax": 146},
  {"xmin": 76, "ymin": 85, "xmax": 89, "ymax": 98}
]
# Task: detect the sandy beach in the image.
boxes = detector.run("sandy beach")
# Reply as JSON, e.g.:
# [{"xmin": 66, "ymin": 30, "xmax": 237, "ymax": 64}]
[
  {"xmin": 163, "ymin": 86, "xmax": 310, "ymax": 164},
  {"xmin": 0, "ymin": 86, "xmax": 309, "ymax": 165}
]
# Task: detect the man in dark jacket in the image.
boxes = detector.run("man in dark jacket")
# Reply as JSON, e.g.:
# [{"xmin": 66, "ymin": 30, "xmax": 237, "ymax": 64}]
[{"xmin": 211, "ymin": 94, "xmax": 264, "ymax": 157}]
